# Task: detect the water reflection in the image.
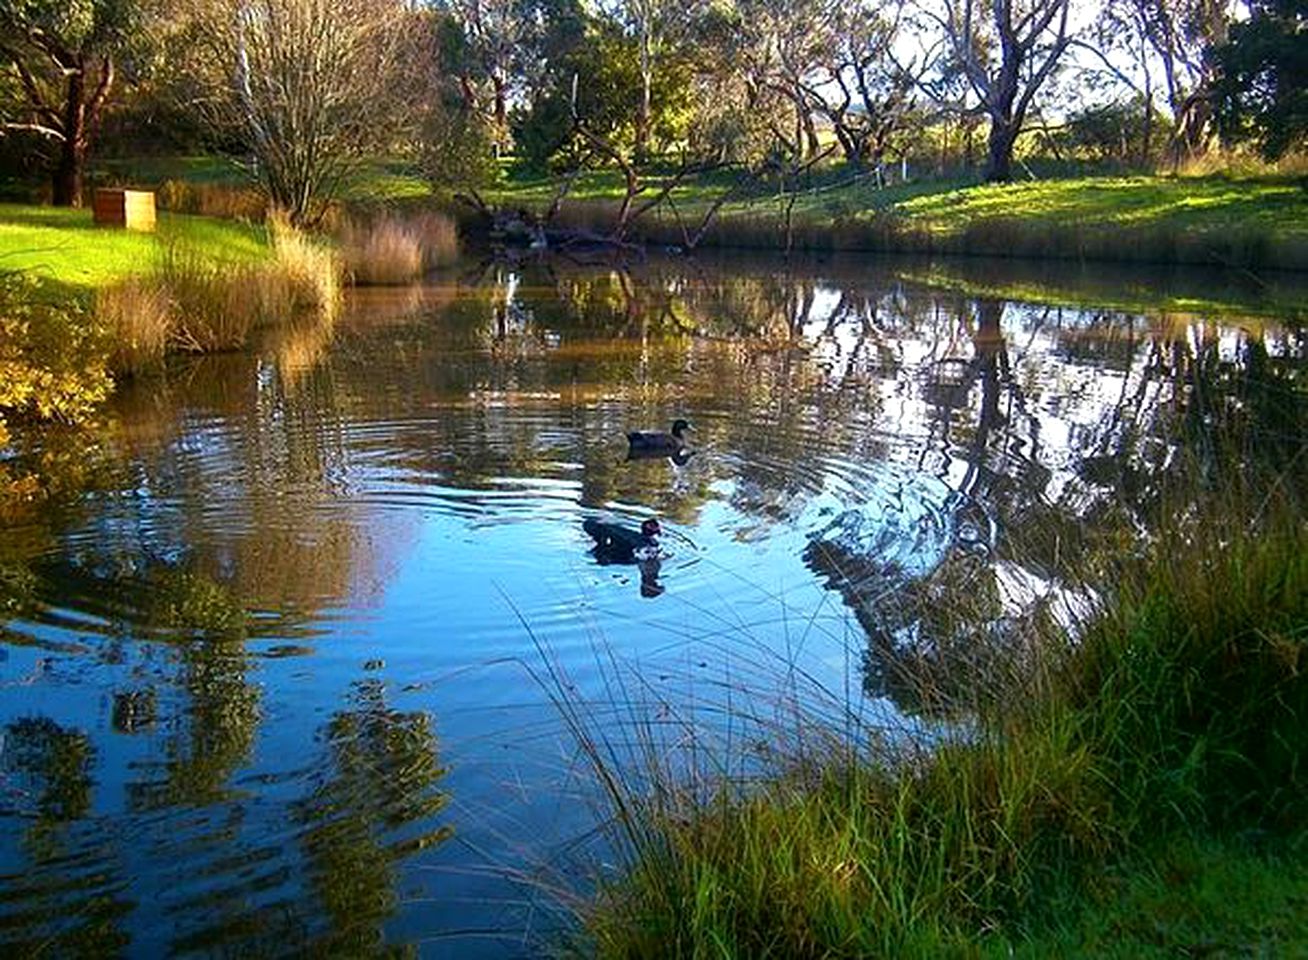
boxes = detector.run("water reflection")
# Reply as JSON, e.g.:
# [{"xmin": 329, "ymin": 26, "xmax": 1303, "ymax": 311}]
[{"xmin": 0, "ymin": 253, "xmax": 1304, "ymax": 953}]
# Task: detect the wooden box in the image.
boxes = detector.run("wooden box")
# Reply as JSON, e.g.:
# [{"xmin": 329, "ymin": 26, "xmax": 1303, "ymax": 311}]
[{"xmin": 93, "ymin": 188, "xmax": 156, "ymax": 232}]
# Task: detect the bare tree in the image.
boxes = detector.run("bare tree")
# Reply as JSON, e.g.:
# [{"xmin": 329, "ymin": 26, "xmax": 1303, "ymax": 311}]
[
  {"xmin": 189, "ymin": 0, "xmax": 416, "ymax": 223},
  {"xmin": 928, "ymin": 0, "xmax": 1073, "ymax": 181}
]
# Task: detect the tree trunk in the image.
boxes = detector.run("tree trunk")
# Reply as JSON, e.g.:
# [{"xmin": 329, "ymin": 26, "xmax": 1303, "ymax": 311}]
[
  {"xmin": 53, "ymin": 69, "xmax": 88, "ymax": 207},
  {"xmin": 984, "ymin": 120, "xmax": 1018, "ymax": 182}
]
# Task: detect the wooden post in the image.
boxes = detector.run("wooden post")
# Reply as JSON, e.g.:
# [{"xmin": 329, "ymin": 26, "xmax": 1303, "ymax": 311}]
[{"xmin": 93, "ymin": 188, "xmax": 157, "ymax": 231}]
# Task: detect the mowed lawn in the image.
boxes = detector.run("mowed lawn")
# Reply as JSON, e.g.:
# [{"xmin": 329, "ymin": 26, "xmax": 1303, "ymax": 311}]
[
  {"xmin": 890, "ymin": 176, "xmax": 1308, "ymax": 238},
  {"xmin": 0, "ymin": 204, "xmax": 269, "ymax": 293},
  {"xmin": 491, "ymin": 168, "xmax": 1308, "ymax": 241}
]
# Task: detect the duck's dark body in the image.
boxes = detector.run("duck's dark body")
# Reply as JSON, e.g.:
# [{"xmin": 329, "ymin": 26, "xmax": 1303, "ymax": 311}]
[
  {"xmin": 626, "ymin": 418, "xmax": 693, "ymax": 455},
  {"xmin": 583, "ymin": 518, "xmax": 660, "ymax": 564}
]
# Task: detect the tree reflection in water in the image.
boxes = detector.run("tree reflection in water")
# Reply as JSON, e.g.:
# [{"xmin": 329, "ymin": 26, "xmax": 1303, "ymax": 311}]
[
  {"xmin": 1, "ymin": 717, "xmax": 133, "ymax": 955},
  {"xmin": 0, "ymin": 252, "xmax": 1302, "ymax": 951},
  {"xmin": 296, "ymin": 678, "xmax": 451, "ymax": 955}
]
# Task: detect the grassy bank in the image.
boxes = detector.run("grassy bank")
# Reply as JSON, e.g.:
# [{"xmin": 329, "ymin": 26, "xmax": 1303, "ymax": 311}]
[
  {"xmin": 574, "ymin": 500, "xmax": 1308, "ymax": 956},
  {"xmin": 0, "ymin": 205, "xmax": 339, "ymax": 495},
  {"xmin": 0, "ymin": 203, "xmax": 268, "ymax": 294},
  {"xmin": 55, "ymin": 155, "xmax": 1308, "ymax": 270},
  {"xmin": 486, "ymin": 171, "xmax": 1308, "ymax": 271}
]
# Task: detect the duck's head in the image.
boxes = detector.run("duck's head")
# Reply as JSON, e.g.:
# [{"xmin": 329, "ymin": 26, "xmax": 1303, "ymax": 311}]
[
  {"xmin": 641, "ymin": 518, "xmax": 662, "ymax": 539},
  {"xmin": 671, "ymin": 418, "xmax": 694, "ymax": 437}
]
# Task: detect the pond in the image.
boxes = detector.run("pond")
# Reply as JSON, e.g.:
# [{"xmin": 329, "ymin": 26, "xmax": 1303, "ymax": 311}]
[{"xmin": 1, "ymin": 253, "xmax": 1304, "ymax": 956}]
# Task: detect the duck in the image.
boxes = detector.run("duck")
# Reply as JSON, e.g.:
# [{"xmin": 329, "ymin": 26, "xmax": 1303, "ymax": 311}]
[
  {"xmin": 626, "ymin": 419, "xmax": 694, "ymax": 455},
  {"xmin": 583, "ymin": 517, "xmax": 661, "ymax": 564}
]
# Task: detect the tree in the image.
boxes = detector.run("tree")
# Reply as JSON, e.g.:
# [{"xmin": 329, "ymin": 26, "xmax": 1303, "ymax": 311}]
[
  {"xmin": 0, "ymin": 0, "xmax": 139, "ymax": 206},
  {"xmin": 930, "ymin": 0, "xmax": 1073, "ymax": 182},
  {"xmin": 596, "ymin": 0, "xmax": 704, "ymax": 158},
  {"xmin": 805, "ymin": 1, "xmax": 925, "ymax": 172},
  {"xmin": 1120, "ymin": 0, "xmax": 1238, "ymax": 164},
  {"xmin": 184, "ymin": 0, "xmax": 420, "ymax": 224},
  {"xmin": 1216, "ymin": 0, "xmax": 1307, "ymax": 160}
]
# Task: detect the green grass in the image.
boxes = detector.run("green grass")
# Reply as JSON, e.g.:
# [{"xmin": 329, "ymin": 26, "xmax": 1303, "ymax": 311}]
[
  {"xmin": 484, "ymin": 169, "xmax": 1308, "ymax": 270},
  {"xmin": 892, "ymin": 176, "xmax": 1308, "ymax": 236},
  {"xmin": 575, "ymin": 498, "xmax": 1308, "ymax": 957},
  {"xmin": 0, "ymin": 203, "xmax": 268, "ymax": 294},
  {"xmin": 995, "ymin": 835, "xmax": 1308, "ymax": 958}
]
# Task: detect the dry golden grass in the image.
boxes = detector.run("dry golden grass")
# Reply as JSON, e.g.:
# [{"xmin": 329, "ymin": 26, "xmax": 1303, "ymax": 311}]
[
  {"xmin": 267, "ymin": 211, "xmax": 341, "ymax": 315},
  {"xmin": 339, "ymin": 211, "xmax": 460, "ymax": 285},
  {"xmin": 98, "ymin": 279, "xmax": 171, "ymax": 374},
  {"xmin": 98, "ymin": 217, "xmax": 341, "ymax": 368},
  {"xmin": 157, "ymin": 179, "xmax": 268, "ymax": 221}
]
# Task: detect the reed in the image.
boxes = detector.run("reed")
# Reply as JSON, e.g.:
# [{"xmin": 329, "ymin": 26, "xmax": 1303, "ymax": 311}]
[
  {"xmin": 266, "ymin": 211, "xmax": 341, "ymax": 315},
  {"xmin": 157, "ymin": 244, "xmax": 257, "ymax": 353},
  {"xmin": 339, "ymin": 211, "xmax": 460, "ymax": 285},
  {"xmin": 97, "ymin": 278, "xmax": 171, "ymax": 374},
  {"xmin": 156, "ymin": 179, "xmax": 268, "ymax": 221},
  {"xmin": 98, "ymin": 217, "xmax": 340, "ymax": 364},
  {"xmin": 569, "ymin": 480, "xmax": 1308, "ymax": 956}
]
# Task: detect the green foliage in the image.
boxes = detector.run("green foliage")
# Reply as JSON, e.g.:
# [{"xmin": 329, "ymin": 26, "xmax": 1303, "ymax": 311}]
[
  {"xmin": 0, "ymin": 271, "xmax": 112, "ymax": 451},
  {"xmin": 1216, "ymin": 0, "xmax": 1308, "ymax": 161},
  {"xmin": 422, "ymin": 105, "xmax": 501, "ymax": 192},
  {"xmin": 512, "ymin": 17, "xmax": 695, "ymax": 171},
  {"xmin": 580, "ymin": 507, "xmax": 1308, "ymax": 956},
  {"xmin": 1059, "ymin": 98, "xmax": 1172, "ymax": 165},
  {"xmin": 0, "ymin": 0, "xmax": 138, "ymax": 54}
]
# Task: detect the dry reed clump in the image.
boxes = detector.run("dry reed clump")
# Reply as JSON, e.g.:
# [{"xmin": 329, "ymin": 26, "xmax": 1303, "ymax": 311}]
[
  {"xmin": 101, "ymin": 219, "xmax": 341, "ymax": 372},
  {"xmin": 97, "ymin": 279, "xmax": 171, "ymax": 374},
  {"xmin": 158, "ymin": 246, "xmax": 258, "ymax": 353},
  {"xmin": 156, "ymin": 179, "xmax": 268, "ymax": 221},
  {"xmin": 266, "ymin": 212, "xmax": 341, "ymax": 315},
  {"xmin": 339, "ymin": 212, "xmax": 460, "ymax": 285}
]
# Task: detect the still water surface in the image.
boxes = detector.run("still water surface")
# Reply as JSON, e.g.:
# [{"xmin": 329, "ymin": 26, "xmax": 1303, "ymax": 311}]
[{"xmin": 1, "ymin": 254, "xmax": 1302, "ymax": 956}]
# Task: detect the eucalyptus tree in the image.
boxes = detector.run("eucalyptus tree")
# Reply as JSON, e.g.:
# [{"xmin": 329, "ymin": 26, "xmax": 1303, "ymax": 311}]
[
  {"xmin": 804, "ymin": 0, "xmax": 926, "ymax": 172},
  {"xmin": 726, "ymin": 0, "xmax": 838, "ymax": 161},
  {"xmin": 927, "ymin": 0, "xmax": 1074, "ymax": 181},
  {"xmin": 1124, "ymin": 0, "xmax": 1238, "ymax": 162},
  {"xmin": 0, "ymin": 0, "xmax": 141, "ymax": 205},
  {"xmin": 1081, "ymin": 0, "xmax": 1238, "ymax": 165},
  {"xmin": 595, "ymin": 0, "xmax": 707, "ymax": 158}
]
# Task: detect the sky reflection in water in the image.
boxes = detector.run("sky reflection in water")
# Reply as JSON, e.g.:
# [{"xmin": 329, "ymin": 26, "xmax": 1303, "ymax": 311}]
[{"xmin": 0, "ymin": 254, "xmax": 1303, "ymax": 956}]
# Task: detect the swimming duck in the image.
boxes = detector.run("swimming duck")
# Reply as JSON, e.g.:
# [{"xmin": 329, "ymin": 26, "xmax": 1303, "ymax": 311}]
[
  {"xmin": 583, "ymin": 517, "xmax": 661, "ymax": 564},
  {"xmin": 626, "ymin": 419, "xmax": 693, "ymax": 455}
]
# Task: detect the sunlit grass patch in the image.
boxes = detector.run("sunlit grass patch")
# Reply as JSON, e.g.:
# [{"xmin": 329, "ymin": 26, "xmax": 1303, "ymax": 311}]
[{"xmin": 0, "ymin": 203, "xmax": 269, "ymax": 292}]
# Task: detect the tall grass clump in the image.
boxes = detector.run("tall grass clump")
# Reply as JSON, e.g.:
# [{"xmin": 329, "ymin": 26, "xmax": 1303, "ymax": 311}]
[
  {"xmin": 265, "ymin": 212, "xmax": 341, "ymax": 316},
  {"xmin": 156, "ymin": 179, "xmax": 268, "ymax": 221},
  {"xmin": 574, "ymin": 490, "xmax": 1308, "ymax": 956},
  {"xmin": 340, "ymin": 212, "xmax": 459, "ymax": 285},
  {"xmin": 97, "ymin": 278, "xmax": 171, "ymax": 374},
  {"xmin": 99, "ymin": 217, "xmax": 341, "ymax": 368},
  {"xmin": 156, "ymin": 244, "xmax": 259, "ymax": 353}
]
